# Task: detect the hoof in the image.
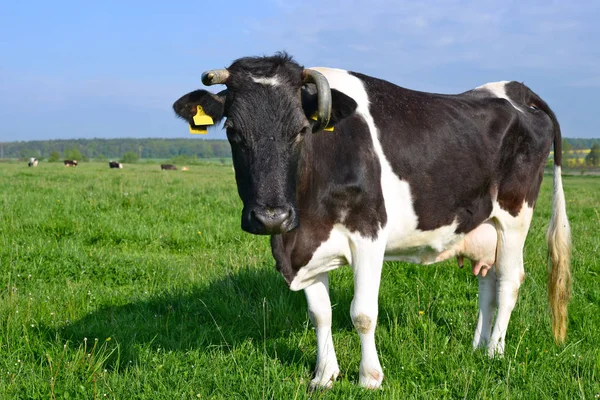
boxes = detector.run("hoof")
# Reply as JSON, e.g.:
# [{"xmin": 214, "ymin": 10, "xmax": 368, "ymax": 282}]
[
  {"xmin": 359, "ymin": 368, "xmax": 384, "ymax": 389},
  {"xmin": 487, "ymin": 340, "xmax": 505, "ymax": 358},
  {"xmin": 308, "ymin": 368, "xmax": 339, "ymax": 392}
]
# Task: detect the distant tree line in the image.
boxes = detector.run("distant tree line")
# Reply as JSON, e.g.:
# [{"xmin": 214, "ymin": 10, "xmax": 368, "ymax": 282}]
[
  {"xmin": 563, "ymin": 138, "xmax": 600, "ymax": 150},
  {"xmin": 559, "ymin": 139, "xmax": 600, "ymax": 168},
  {"xmin": 1, "ymin": 137, "xmax": 598, "ymax": 167},
  {"xmin": 0, "ymin": 138, "xmax": 231, "ymax": 161}
]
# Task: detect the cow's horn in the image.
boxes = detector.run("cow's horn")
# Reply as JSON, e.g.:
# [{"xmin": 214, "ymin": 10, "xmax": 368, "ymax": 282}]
[
  {"xmin": 202, "ymin": 69, "xmax": 230, "ymax": 86},
  {"xmin": 302, "ymin": 69, "xmax": 331, "ymax": 131}
]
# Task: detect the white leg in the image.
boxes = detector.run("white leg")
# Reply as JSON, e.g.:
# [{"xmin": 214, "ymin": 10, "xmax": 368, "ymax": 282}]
[
  {"xmin": 488, "ymin": 249, "xmax": 524, "ymax": 356},
  {"xmin": 473, "ymin": 266, "xmax": 497, "ymax": 349},
  {"xmin": 487, "ymin": 206, "xmax": 532, "ymax": 356},
  {"xmin": 350, "ymin": 239, "xmax": 385, "ymax": 389},
  {"xmin": 305, "ymin": 273, "xmax": 339, "ymax": 390}
]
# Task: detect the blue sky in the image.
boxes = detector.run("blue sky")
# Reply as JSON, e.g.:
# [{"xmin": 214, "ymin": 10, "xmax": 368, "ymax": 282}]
[{"xmin": 0, "ymin": 0, "xmax": 598, "ymax": 141}]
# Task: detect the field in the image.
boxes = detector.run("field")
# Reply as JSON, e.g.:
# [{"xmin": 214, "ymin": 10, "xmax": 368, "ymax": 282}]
[{"xmin": 0, "ymin": 162, "xmax": 599, "ymax": 399}]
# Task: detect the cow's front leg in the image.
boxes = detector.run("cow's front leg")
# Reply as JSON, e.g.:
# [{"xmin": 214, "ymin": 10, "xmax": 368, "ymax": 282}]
[
  {"xmin": 351, "ymin": 239, "xmax": 385, "ymax": 389},
  {"xmin": 305, "ymin": 273, "xmax": 339, "ymax": 390}
]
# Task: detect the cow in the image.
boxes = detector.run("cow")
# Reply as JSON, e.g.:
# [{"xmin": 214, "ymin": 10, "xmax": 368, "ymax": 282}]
[
  {"xmin": 64, "ymin": 160, "xmax": 78, "ymax": 167},
  {"xmin": 28, "ymin": 158, "xmax": 38, "ymax": 167},
  {"xmin": 109, "ymin": 161, "xmax": 123, "ymax": 169},
  {"xmin": 161, "ymin": 164, "xmax": 177, "ymax": 170},
  {"xmin": 172, "ymin": 53, "xmax": 571, "ymax": 390},
  {"xmin": 181, "ymin": 166, "xmax": 190, "ymax": 171}
]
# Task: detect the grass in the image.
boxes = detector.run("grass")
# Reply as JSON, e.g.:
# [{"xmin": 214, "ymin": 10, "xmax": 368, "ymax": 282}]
[{"xmin": 0, "ymin": 162, "xmax": 599, "ymax": 399}]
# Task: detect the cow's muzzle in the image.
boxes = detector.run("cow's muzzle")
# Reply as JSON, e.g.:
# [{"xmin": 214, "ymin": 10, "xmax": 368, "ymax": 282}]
[{"xmin": 242, "ymin": 205, "xmax": 298, "ymax": 235}]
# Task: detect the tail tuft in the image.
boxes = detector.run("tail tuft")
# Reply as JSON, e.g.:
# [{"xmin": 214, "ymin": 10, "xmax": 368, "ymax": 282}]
[{"xmin": 546, "ymin": 165, "xmax": 571, "ymax": 343}]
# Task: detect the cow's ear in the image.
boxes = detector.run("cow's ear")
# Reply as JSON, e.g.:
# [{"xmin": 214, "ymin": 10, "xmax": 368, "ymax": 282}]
[
  {"xmin": 172, "ymin": 89, "xmax": 227, "ymax": 126},
  {"xmin": 302, "ymin": 86, "xmax": 357, "ymax": 132}
]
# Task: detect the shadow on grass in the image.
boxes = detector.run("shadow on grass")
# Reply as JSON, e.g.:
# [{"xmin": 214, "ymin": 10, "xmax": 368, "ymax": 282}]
[{"xmin": 43, "ymin": 266, "xmax": 356, "ymax": 371}]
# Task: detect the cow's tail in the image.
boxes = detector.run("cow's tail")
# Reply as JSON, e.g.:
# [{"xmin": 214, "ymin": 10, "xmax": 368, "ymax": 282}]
[{"xmin": 539, "ymin": 101, "xmax": 571, "ymax": 344}]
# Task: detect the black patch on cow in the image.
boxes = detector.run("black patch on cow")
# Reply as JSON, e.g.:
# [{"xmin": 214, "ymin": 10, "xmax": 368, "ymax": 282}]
[
  {"xmin": 353, "ymin": 72, "xmax": 556, "ymax": 229},
  {"xmin": 273, "ymin": 114, "xmax": 385, "ymax": 285},
  {"xmin": 495, "ymin": 82, "xmax": 556, "ymax": 214}
]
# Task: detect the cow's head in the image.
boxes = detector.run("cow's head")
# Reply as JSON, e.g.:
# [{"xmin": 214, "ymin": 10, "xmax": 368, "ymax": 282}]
[{"xmin": 173, "ymin": 53, "xmax": 357, "ymax": 235}]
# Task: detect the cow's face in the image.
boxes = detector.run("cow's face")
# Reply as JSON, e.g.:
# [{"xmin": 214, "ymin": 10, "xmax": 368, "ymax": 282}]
[{"xmin": 173, "ymin": 53, "xmax": 356, "ymax": 235}]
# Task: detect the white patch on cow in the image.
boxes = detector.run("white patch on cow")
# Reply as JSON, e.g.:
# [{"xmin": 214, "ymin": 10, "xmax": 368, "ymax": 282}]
[
  {"xmin": 491, "ymin": 200, "xmax": 533, "ymax": 233},
  {"xmin": 384, "ymin": 220, "xmax": 464, "ymax": 264},
  {"xmin": 289, "ymin": 224, "xmax": 351, "ymax": 291},
  {"xmin": 550, "ymin": 165, "xmax": 569, "ymax": 239},
  {"xmin": 310, "ymin": 68, "xmax": 416, "ymax": 239},
  {"xmin": 477, "ymin": 81, "xmax": 523, "ymax": 113},
  {"xmin": 251, "ymin": 75, "xmax": 281, "ymax": 86}
]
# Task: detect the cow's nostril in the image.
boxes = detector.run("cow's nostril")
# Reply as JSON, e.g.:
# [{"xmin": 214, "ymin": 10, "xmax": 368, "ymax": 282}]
[{"xmin": 250, "ymin": 206, "xmax": 293, "ymax": 234}]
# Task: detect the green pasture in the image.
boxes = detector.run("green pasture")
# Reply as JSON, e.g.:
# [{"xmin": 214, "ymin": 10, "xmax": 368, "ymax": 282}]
[{"xmin": 0, "ymin": 162, "xmax": 598, "ymax": 398}]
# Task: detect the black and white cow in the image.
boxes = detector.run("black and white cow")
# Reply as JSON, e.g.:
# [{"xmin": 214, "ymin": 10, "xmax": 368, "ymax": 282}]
[
  {"xmin": 28, "ymin": 157, "xmax": 38, "ymax": 167},
  {"xmin": 173, "ymin": 53, "xmax": 571, "ymax": 390},
  {"xmin": 64, "ymin": 159, "xmax": 78, "ymax": 167},
  {"xmin": 109, "ymin": 161, "xmax": 123, "ymax": 169}
]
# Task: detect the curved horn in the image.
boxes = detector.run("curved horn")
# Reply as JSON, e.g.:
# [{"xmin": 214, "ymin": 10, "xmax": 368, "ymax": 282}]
[
  {"xmin": 202, "ymin": 69, "xmax": 230, "ymax": 86},
  {"xmin": 302, "ymin": 69, "xmax": 331, "ymax": 131}
]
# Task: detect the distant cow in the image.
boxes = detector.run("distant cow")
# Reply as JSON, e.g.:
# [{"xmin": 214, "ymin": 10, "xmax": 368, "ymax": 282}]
[
  {"xmin": 28, "ymin": 158, "xmax": 38, "ymax": 167},
  {"xmin": 109, "ymin": 161, "xmax": 123, "ymax": 169},
  {"xmin": 181, "ymin": 166, "xmax": 190, "ymax": 171},
  {"xmin": 161, "ymin": 164, "xmax": 177, "ymax": 170},
  {"xmin": 64, "ymin": 160, "xmax": 78, "ymax": 167}
]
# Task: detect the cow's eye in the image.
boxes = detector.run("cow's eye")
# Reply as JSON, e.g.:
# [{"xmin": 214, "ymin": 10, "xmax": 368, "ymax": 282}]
[{"xmin": 290, "ymin": 126, "xmax": 310, "ymax": 146}]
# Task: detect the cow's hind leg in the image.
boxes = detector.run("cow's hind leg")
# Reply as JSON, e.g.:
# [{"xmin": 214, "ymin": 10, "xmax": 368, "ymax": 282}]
[
  {"xmin": 305, "ymin": 273, "xmax": 340, "ymax": 390},
  {"xmin": 473, "ymin": 267, "xmax": 497, "ymax": 349},
  {"xmin": 488, "ymin": 205, "xmax": 533, "ymax": 356},
  {"xmin": 350, "ymin": 238, "xmax": 386, "ymax": 389}
]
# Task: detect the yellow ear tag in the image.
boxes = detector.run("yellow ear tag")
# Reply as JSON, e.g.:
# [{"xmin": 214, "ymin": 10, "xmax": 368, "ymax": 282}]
[
  {"xmin": 310, "ymin": 113, "xmax": 334, "ymax": 131},
  {"xmin": 189, "ymin": 125, "xmax": 208, "ymax": 134},
  {"xmin": 189, "ymin": 105, "xmax": 214, "ymax": 134},
  {"xmin": 193, "ymin": 105, "xmax": 214, "ymax": 126}
]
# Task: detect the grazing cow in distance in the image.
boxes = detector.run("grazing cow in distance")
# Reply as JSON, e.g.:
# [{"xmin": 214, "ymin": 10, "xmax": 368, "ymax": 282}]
[
  {"xmin": 28, "ymin": 158, "xmax": 38, "ymax": 167},
  {"xmin": 109, "ymin": 161, "xmax": 123, "ymax": 169},
  {"xmin": 173, "ymin": 53, "xmax": 571, "ymax": 390},
  {"xmin": 64, "ymin": 160, "xmax": 78, "ymax": 167},
  {"xmin": 161, "ymin": 164, "xmax": 177, "ymax": 170}
]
